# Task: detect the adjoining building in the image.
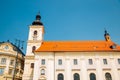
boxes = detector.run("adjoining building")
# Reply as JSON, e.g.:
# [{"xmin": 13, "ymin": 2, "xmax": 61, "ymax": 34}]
[
  {"xmin": 22, "ymin": 14, "xmax": 120, "ymax": 80},
  {"xmin": 0, "ymin": 41, "xmax": 24, "ymax": 80}
]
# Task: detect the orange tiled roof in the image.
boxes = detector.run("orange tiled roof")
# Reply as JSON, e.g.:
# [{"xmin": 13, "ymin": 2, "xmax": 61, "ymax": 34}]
[{"xmin": 35, "ymin": 41, "xmax": 120, "ymax": 52}]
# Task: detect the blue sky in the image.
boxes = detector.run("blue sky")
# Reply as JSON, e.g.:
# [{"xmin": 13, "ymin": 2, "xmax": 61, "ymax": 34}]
[{"xmin": 0, "ymin": 0, "xmax": 120, "ymax": 53}]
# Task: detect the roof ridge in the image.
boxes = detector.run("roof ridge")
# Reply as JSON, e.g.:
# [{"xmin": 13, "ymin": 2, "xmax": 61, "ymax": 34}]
[{"xmin": 42, "ymin": 40, "xmax": 108, "ymax": 42}]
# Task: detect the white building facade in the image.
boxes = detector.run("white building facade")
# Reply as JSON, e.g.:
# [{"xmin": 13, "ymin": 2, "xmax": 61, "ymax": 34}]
[{"xmin": 22, "ymin": 14, "xmax": 120, "ymax": 80}]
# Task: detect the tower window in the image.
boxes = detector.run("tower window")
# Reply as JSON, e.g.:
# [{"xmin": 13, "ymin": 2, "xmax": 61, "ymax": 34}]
[
  {"xmin": 32, "ymin": 46, "xmax": 36, "ymax": 53},
  {"xmin": 31, "ymin": 63, "xmax": 34, "ymax": 68},
  {"xmin": 34, "ymin": 30, "xmax": 37, "ymax": 35},
  {"xmin": 10, "ymin": 60, "xmax": 14, "ymax": 66},
  {"xmin": 33, "ymin": 30, "xmax": 38, "ymax": 40}
]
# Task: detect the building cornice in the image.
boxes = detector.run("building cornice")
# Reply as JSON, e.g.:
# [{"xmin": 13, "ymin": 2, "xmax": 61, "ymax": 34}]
[
  {"xmin": 29, "ymin": 25, "xmax": 43, "ymax": 28},
  {"xmin": 27, "ymin": 40, "xmax": 42, "ymax": 43},
  {"xmin": 25, "ymin": 55, "xmax": 35, "ymax": 60}
]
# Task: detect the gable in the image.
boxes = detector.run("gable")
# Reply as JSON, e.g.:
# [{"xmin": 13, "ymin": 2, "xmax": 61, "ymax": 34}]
[{"xmin": 0, "ymin": 42, "xmax": 25, "ymax": 56}]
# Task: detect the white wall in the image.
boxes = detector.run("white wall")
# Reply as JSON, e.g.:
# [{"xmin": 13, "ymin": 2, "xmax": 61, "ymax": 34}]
[{"xmin": 31, "ymin": 52, "xmax": 120, "ymax": 80}]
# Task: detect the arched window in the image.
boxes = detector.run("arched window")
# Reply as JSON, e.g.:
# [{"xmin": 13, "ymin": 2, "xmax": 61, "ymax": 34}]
[
  {"xmin": 34, "ymin": 30, "xmax": 37, "ymax": 35},
  {"xmin": 33, "ymin": 30, "xmax": 38, "ymax": 40},
  {"xmin": 32, "ymin": 46, "xmax": 36, "ymax": 53},
  {"xmin": 90, "ymin": 73, "xmax": 96, "ymax": 80},
  {"xmin": 74, "ymin": 73, "xmax": 80, "ymax": 80},
  {"xmin": 41, "ymin": 69, "xmax": 45, "ymax": 75},
  {"xmin": 105, "ymin": 73, "xmax": 112, "ymax": 80},
  {"xmin": 58, "ymin": 73, "xmax": 64, "ymax": 80}
]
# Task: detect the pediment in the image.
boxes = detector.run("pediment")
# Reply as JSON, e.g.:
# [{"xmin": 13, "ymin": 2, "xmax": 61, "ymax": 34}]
[{"xmin": 0, "ymin": 42, "xmax": 17, "ymax": 55}]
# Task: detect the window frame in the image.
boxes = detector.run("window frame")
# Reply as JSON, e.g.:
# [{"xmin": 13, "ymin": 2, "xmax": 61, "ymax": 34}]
[
  {"xmin": 58, "ymin": 73, "xmax": 64, "ymax": 80},
  {"xmin": 31, "ymin": 63, "xmax": 34, "ymax": 68},
  {"xmin": 105, "ymin": 72, "xmax": 112, "ymax": 80},
  {"xmin": 1, "ymin": 58, "xmax": 7, "ymax": 64},
  {"xmin": 58, "ymin": 59, "xmax": 62, "ymax": 65},
  {"xmin": 90, "ymin": 73, "xmax": 96, "ymax": 80},
  {"xmin": 33, "ymin": 30, "xmax": 37, "ymax": 36},
  {"xmin": 0, "ymin": 68, "xmax": 4, "ymax": 75},
  {"xmin": 41, "ymin": 59, "xmax": 45, "ymax": 65},
  {"xmin": 41, "ymin": 69, "xmax": 45, "ymax": 75},
  {"xmin": 33, "ymin": 30, "xmax": 38, "ymax": 40},
  {"xmin": 8, "ymin": 69, "xmax": 13, "ymax": 75},
  {"xmin": 73, "ymin": 59, "xmax": 78, "ymax": 65},
  {"xmin": 118, "ymin": 58, "xmax": 120, "ymax": 64},
  {"xmin": 73, "ymin": 73, "xmax": 80, "ymax": 80},
  {"xmin": 103, "ymin": 59, "xmax": 108, "ymax": 65},
  {"xmin": 10, "ymin": 60, "xmax": 14, "ymax": 66},
  {"xmin": 88, "ymin": 59, "xmax": 93, "ymax": 65},
  {"xmin": 32, "ymin": 46, "xmax": 36, "ymax": 53}
]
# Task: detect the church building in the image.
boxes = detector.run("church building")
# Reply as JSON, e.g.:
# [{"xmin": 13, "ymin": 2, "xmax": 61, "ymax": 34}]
[{"xmin": 22, "ymin": 14, "xmax": 120, "ymax": 80}]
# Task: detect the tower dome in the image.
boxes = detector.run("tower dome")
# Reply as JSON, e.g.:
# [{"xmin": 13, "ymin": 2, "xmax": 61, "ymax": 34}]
[{"xmin": 32, "ymin": 14, "xmax": 43, "ymax": 25}]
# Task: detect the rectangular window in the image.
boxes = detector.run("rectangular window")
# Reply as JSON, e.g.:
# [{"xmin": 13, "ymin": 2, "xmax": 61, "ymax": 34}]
[
  {"xmin": 58, "ymin": 59, "xmax": 62, "ymax": 65},
  {"xmin": 1, "ymin": 58, "xmax": 6, "ymax": 64},
  {"xmin": 74, "ymin": 59, "xmax": 78, "ymax": 65},
  {"xmin": 89, "ymin": 59, "xmax": 93, "ymax": 65},
  {"xmin": 103, "ymin": 59, "xmax": 107, "ymax": 65},
  {"xmin": 41, "ymin": 59, "xmax": 45, "ymax": 65},
  {"xmin": 0, "ymin": 68, "xmax": 4, "ymax": 75},
  {"xmin": 10, "ymin": 60, "xmax": 14, "ymax": 66},
  {"xmin": 41, "ymin": 69, "xmax": 45, "ymax": 75},
  {"xmin": 15, "ymin": 69, "xmax": 19, "ymax": 74},
  {"xmin": 31, "ymin": 63, "xmax": 34, "ymax": 68},
  {"xmin": 8, "ymin": 69, "xmax": 13, "ymax": 75},
  {"xmin": 118, "ymin": 59, "xmax": 120, "ymax": 64}
]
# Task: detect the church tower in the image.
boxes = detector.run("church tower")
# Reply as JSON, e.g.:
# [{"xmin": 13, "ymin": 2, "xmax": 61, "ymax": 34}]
[
  {"xmin": 104, "ymin": 30, "xmax": 111, "ymax": 41},
  {"xmin": 26, "ymin": 13, "xmax": 44, "ymax": 55},
  {"xmin": 22, "ymin": 14, "xmax": 44, "ymax": 80}
]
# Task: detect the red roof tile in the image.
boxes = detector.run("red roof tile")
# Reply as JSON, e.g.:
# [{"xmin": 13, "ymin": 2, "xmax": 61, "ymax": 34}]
[{"xmin": 35, "ymin": 41, "xmax": 120, "ymax": 52}]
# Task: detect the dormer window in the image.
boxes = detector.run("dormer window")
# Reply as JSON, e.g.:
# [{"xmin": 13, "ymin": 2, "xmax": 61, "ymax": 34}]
[{"xmin": 110, "ymin": 44, "xmax": 116, "ymax": 49}]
